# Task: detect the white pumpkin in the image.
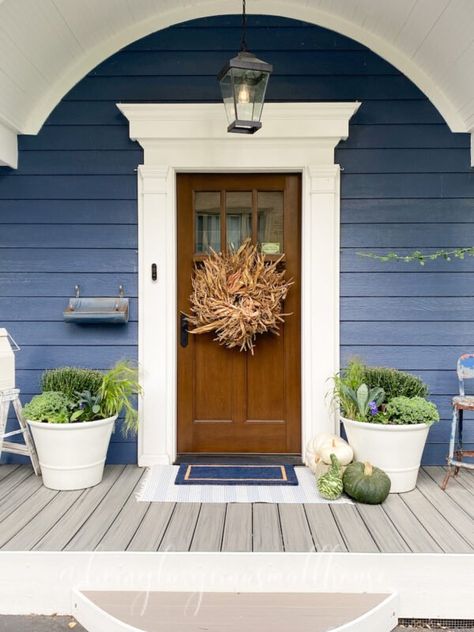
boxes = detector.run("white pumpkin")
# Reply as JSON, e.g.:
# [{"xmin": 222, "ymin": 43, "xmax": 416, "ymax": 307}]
[
  {"xmin": 305, "ymin": 433, "xmax": 353, "ymax": 473},
  {"xmin": 319, "ymin": 437, "xmax": 353, "ymax": 465}
]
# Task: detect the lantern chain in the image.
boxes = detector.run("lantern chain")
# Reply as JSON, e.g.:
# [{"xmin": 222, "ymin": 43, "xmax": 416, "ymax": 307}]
[{"xmin": 240, "ymin": 0, "xmax": 248, "ymax": 51}]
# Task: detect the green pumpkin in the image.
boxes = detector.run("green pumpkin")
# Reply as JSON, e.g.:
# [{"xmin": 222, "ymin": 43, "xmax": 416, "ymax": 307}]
[
  {"xmin": 342, "ymin": 461, "xmax": 391, "ymax": 504},
  {"xmin": 317, "ymin": 453, "xmax": 343, "ymax": 500}
]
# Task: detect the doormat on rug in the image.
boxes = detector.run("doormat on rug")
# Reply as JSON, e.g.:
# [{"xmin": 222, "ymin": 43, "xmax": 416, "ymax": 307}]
[
  {"xmin": 136, "ymin": 465, "xmax": 352, "ymax": 504},
  {"xmin": 175, "ymin": 464, "xmax": 298, "ymax": 486}
]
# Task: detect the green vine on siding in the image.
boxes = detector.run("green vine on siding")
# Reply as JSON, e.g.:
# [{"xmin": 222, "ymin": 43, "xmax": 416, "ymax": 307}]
[{"xmin": 358, "ymin": 247, "xmax": 474, "ymax": 265}]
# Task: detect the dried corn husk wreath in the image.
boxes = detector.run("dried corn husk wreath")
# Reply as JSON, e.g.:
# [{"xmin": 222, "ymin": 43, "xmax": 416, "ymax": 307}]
[{"xmin": 188, "ymin": 239, "xmax": 293, "ymax": 354}]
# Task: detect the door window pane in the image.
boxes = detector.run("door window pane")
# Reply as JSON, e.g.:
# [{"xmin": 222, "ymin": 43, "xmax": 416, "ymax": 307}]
[
  {"xmin": 258, "ymin": 192, "xmax": 284, "ymax": 254},
  {"xmin": 226, "ymin": 191, "xmax": 252, "ymax": 250},
  {"xmin": 195, "ymin": 192, "xmax": 221, "ymax": 253}
]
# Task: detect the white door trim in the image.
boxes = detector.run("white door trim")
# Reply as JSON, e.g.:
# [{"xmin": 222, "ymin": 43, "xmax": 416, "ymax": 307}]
[{"xmin": 118, "ymin": 102, "xmax": 360, "ymax": 465}]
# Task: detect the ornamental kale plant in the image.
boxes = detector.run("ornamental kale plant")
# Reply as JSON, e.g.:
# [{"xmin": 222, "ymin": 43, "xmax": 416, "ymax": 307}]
[
  {"xmin": 23, "ymin": 391, "xmax": 71, "ymax": 423},
  {"xmin": 386, "ymin": 396, "xmax": 439, "ymax": 426},
  {"xmin": 70, "ymin": 390, "xmax": 103, "ymax": 422}
]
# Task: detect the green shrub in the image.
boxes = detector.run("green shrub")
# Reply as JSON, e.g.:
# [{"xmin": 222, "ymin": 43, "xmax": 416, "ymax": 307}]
[
  {"xmin": 363, "ymin": 366, "xmax": 428, "ymax": 400},
  {"xmin": 385, "ymin": 396, "xmax": 439, "ymax": 426},
  {"xmin": 23, "ymin": 391, "xmax": 71, "ymax": 424},
  {"xmin": 41, "ymin": 367, "xmax": 104, "ymax": 400}
]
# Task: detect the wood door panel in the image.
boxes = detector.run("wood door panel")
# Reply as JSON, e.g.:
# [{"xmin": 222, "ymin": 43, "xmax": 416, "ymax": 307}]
[
  {"xmin": 194, "ymin": 334, "xmax": 234, "ymax": 422},
  {"xmin": 177, "ymin": 173, "xmax": 301, "ymax": 455},
  {"xmin": 246, "ymin": 332, "xmax": 285, "ymax": 421}
]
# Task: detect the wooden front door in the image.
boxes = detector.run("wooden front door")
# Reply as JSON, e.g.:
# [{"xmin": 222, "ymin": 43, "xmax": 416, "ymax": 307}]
[{"xmin": 177, "ymin": 173, "xmax": 301, "ymax": 454}]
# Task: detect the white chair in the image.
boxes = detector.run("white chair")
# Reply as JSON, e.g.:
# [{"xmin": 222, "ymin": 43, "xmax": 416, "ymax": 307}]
[{"xmin": 0, "ymin": 388, "xmax": 41, "ymax": 475}]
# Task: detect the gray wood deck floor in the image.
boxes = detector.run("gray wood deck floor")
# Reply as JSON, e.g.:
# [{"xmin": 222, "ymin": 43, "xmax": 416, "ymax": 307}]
[{"xmin": 0, "ymin": 465, "xmax": 472, "ymax": 553}]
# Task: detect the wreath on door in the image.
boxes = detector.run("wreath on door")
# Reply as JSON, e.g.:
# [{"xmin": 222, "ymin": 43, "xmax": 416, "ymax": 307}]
[{"xmin": 188, "ymin": 239, "xmax": 292, "ymax": 354}]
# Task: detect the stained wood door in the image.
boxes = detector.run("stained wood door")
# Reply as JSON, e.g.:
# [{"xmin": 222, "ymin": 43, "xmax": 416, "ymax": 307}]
[{"xmin": 177, "ymin": 173, "xmax": 301, "ymax": 454}]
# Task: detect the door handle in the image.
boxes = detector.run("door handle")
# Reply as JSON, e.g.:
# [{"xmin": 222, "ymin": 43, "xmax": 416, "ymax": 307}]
[{"xmin": 180, "ymin": 313, "xmax": 189, "ymax": 348}]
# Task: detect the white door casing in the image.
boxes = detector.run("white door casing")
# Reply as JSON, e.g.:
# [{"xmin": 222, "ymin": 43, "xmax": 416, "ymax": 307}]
[{"xmin": 118, "ymin": 102, "xmax": 360, "ymax": 465}]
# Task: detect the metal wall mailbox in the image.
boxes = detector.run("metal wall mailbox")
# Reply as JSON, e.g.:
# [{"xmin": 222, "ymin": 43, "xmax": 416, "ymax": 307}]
[{"xmin": 64, "ymin": 285, "xmax": 129, "ymax": 324}]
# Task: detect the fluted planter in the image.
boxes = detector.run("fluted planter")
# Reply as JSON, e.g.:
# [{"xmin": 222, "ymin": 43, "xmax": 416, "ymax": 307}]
[
  {"xmin": 342, "ymin": 416, "xmax": 429, "ymax": 493},
  {"xmin": 27, "ymin": 415, "xmax": 117, "ymax": 491}
]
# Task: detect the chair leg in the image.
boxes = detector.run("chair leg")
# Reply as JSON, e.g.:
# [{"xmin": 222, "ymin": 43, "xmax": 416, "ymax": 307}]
[
  {"xmin": 12, "ymin": 396, "xmax": 41, "ymax": 476},
  {"xmin": 442, "ymin": 406, "xmax": 459, "ymax": 490},
  {"xmin": 441, "ymin": 465, "xmax": 453, "ymax": 491},
  {"xmin": 454, "ymin": 409, "xmax": 464, "ymax": 475},
  {"xmin": 0, "ymin": 397, "xmax": 9, "ymax": 463}
]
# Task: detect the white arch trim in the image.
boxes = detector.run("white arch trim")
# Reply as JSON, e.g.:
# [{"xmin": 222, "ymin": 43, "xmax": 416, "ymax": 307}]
[
  {"xmin": 28, "ymin": 0, "xmax": 466, "ymax": 135},
  {"xmin": 2, "ymin": 0, "xmax": 472, "ymax": 167}
]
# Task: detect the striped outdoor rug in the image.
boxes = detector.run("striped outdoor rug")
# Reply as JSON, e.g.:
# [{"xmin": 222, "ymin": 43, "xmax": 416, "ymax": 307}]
[{"xmin": 137, "ymin": 465, "xmax": 351, "ymax": 504}]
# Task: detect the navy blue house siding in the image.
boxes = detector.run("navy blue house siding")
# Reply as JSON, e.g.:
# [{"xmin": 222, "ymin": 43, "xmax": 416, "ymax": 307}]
[{"xmin": 0, "ymin": 15, "xmax": 473, "ymax": 464}]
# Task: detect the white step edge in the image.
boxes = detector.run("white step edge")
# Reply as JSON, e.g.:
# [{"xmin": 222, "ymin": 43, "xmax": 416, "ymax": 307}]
[{"xmin": 72, "ymin": 589, "xmax": 399, "ymax": 632}]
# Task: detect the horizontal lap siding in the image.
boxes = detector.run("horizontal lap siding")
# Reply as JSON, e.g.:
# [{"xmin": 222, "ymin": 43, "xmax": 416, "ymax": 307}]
[{"xmin": 1, "ymin": 15, "xmax": 473, "ymax": 464}]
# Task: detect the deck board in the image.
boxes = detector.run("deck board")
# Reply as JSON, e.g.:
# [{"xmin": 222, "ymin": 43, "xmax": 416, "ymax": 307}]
[
  {"xmin": 253, "ymin": 503, "xmax": 283, "ymax": 552},
  {"xmin": 355, "ymin": 504, "xmax": 411, "ymax": 553},
  {"xmin": 416, "ymin": 469, "xmax": 474, "ymax": 547},
  {"xmin": 279, "ymin": 504, "xmax": 315, "ymax": 552},
  {"xmin": 159, "ymin": 503, "xmax": 201, "ymax": 552},
  {"xmin": 0, "ymin": 464, "xmax": 20, "ymax": 483},
  {"xmin": 423, "ymin": 466, "xmax": 474, "ymax": 519},
  {"xmin": 0, "ymin": 485, "xmax": 58, "ymax": 548},
  {"xmin": 399, "ymin": 488, "xmax": 473, "ymax": 553},
  {"xmin": 0, "ymin": 473, "xmax": 43, "ymax": 526},
  {"xmin": 330, "ymin": 505, "xmax": 379, "ymax": 553},
  {"xmin": 0, "ymin": 465, "xmax": 472, "ymax": 554},
  {"xmin": 65, "ymin": 465, "xmax": 143, "ymax": 551},
  {"xmin": 304, "ymin": 504, "xmax": 347, "ymax": 552},
  {"xmin": 95, "ymin": 469, "xmax": 148, "ymax": 551},
  {"xmin": 190, "ymin": 503, "xmax": 226, "ymax": 552},
  {"xmin": 34, "ymin": 465, "xmax": 125, "ymax": 551},
  {"xmin": 221, "ymin": 504, "xmax": 252, "ymax": 552},
  {"xmin": 0, "ymin": 466, "xmax": 36, "ymax": 509},
  {"xmin": 2, "ymin": 488, "xmax": 83, "ymax": 551},
  {"xmin": 127, "ymin": 503, "xmax": 175, "ymax": 552},
  {"xmin": 382, "ymin": 493, "xmax": 443, "ymax": 553},
  {"xmin": 452, "ymin": 468, "xmax": 474, "ymax": 492}
]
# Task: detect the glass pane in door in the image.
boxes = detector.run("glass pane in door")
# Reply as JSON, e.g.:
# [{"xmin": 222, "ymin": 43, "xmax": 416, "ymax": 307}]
[
  {"xmin": 195, "ymin": 191, "xmax": 221, "ymax": 253},
  {"xmin": 257, "ymin": 191, "xmax": 284, "ymax": 254},
  {"xmin": 226, "ymin": 191, "xmax": 252, "ymax": 250}
]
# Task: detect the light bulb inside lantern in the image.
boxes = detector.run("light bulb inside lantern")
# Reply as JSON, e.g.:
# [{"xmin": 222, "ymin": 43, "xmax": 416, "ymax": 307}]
[{"xmin": 238, "ymin": 83, "xmax": 250, "ymax": 104}]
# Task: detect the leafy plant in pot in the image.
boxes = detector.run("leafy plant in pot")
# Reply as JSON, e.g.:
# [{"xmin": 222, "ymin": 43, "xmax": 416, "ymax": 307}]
[
  {"xmin": 332, "ymin": 359, "xmax": 439, "ymax": 493},
  {"xmin": 24, "ymin": 361, "xmax": 141, "ymax": 491}
]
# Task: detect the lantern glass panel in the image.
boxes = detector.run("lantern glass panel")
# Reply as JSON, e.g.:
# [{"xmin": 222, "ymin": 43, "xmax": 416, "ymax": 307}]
[
  {"xmin": 232, "ymin": 69, "xmax": 269, "ymax": 122},
  {"xmin": 219, "ymin": 71, "xmax": 237, "ymax": 124}
]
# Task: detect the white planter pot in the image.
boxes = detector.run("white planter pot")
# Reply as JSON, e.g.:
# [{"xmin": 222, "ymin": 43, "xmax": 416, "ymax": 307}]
[
  {"xmin": 341, "ymin": 416, "xmax": 430, "ymax": 493},
  {"xmin": 27, "ymin": 416, "xmax": 117, "ymax": 490}
]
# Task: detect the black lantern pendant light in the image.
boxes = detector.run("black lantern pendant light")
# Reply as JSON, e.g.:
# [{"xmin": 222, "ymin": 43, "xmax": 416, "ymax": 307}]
[{"xmin": 218, "ymin": 0, "xmax": 273, "ymax": 134}]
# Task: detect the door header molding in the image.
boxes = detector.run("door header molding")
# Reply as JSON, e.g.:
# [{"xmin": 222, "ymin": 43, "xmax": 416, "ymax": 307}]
[
  {"xmin": 118, "ymin": 102, "xmax": 360, "ymax": 140},
  {"xmin": 119, "ymin": 102, "xmax": 360, "ymax": 465}
]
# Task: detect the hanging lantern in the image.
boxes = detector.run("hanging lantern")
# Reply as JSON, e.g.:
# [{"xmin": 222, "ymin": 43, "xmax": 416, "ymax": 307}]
[{"xmin": 218, "ymin": 1, "xmax": 273, "ymax": 134}]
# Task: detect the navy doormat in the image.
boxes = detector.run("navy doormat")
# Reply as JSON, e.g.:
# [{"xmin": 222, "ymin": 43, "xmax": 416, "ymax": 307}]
[{"xmin": 174, "ymin": 464, "xmax": 298, "ymax": 486}]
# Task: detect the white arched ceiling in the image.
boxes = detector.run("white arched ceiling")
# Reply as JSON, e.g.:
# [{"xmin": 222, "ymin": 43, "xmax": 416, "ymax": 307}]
[{"xmin": 0, "ymin": 0, "xmax": 473, "ymax": 167}]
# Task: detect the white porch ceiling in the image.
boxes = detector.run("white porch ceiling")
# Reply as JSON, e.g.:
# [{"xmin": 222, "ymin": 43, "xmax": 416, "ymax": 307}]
[{"xmin": 0, "ymin": 0, "xmax": 473, "ymax": 167}]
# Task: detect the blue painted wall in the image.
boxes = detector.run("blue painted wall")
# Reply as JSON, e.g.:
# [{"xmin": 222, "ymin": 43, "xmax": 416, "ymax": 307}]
[{"xmin": 0, "ymin": 15, "xmax": 473, "ymax": 464}]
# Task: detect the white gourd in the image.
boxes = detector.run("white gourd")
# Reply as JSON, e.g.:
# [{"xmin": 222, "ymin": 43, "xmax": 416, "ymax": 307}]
[{"xmin": 305, "ymin": 433, "xmax": 353, "ymax": 472}]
